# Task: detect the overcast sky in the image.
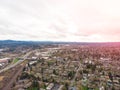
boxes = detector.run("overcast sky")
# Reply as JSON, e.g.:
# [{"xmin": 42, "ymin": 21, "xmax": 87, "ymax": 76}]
[{"xmin": 0, "ymin": 0, "xmax": 120, "ymax": 42}]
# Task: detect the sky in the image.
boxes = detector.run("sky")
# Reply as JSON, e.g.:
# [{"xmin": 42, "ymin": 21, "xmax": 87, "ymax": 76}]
[{"xmin": 0, "ymin": 0, "xmax": 120, "ymax": 42}]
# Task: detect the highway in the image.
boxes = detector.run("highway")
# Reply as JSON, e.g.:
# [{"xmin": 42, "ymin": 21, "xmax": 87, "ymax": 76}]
[
  {"xmin": 0, "ymin": 60, "xmax": 23, "ymax": 73},
  {"xmin": 0, "ymin": 50, "xmax": 35, "ymax": 74}
]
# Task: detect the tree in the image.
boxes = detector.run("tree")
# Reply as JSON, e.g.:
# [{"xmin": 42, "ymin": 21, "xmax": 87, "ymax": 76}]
[
  {"xmin": 64, "ymin": 82, "xmax": 69, "ymax": 90},
  {"xmin": 119, "ymin": 79, "xmax": 120, "ymax": 84},
  {"xmin": 53, "ymin": 69, "xmax": 57, "ymax": 75},
  {"xmin": 68, "ymin": 71, "xmax": 76, "ymax": 79},
  {"xmin": 108, "ymin": 72, "xmax": 113, "ymax": 81},
  {"xmin": 28, "ymin": 80, "xmax": 40, "ymax": 90}
]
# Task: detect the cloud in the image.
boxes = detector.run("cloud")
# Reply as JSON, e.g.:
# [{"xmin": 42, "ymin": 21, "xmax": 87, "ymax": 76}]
[{"xmin": 0, "ymin": 0, "xmax": 120, "ymax": 42}]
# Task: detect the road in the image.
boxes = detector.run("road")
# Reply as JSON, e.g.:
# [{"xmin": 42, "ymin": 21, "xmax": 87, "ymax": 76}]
[
  {"xmin": 0, "ymin": 50, "xmax": 35, "ymax": 74},
  {"xmin": 0, "ymin": 60, "xmax": 23, "ymax": 73},
  {"xmin": 70, "ymin": 61, "xmax": 82, "ymax": 86}
]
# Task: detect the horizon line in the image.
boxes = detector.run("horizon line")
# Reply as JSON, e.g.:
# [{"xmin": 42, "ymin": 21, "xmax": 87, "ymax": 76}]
[{"xmin": 0, "ymin": 39, "xmax": 120, "ymax": 43}]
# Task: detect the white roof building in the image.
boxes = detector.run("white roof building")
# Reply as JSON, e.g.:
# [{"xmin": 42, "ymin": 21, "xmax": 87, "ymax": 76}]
[{"xmin": 46, "ymin": 83, "xmax": 54, "ymax": 90}]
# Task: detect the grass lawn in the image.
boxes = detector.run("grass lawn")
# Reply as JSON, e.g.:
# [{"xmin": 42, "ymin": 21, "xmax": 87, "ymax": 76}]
[
  {"xmin": 81, "ymin": 86, "xmax": 88, "ymax": 90},
  {"xmin": 13, "ymin": 58, "xmax": 19, "ymax": 64},
  {"xmin": 80, "ymin": 86, "xmax": 99, "ymax": 90}
]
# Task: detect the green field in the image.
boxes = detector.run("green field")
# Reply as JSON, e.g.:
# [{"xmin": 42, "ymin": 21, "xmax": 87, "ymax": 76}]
[{"xmin": 13, "ymin": 58, "xmax": 19, "ymax": 64}]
